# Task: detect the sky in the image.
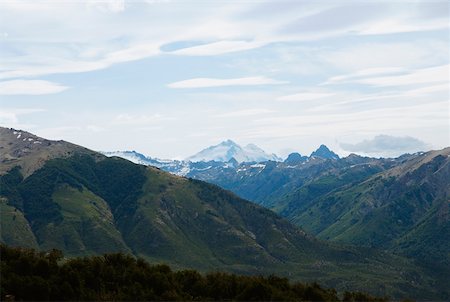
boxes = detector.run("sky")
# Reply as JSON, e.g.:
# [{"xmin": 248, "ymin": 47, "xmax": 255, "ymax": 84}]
[{"xmin": 0, "ymin": 0, "xmax": 449, "ymax": 159}]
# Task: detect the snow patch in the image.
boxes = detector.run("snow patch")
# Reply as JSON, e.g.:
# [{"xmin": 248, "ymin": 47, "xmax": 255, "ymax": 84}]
[
  {"xmin": 192, "ymin": 166, "xmax": 212, "ymax": 171},
  {"xmin": 250, "ymin": 163, "xmax": 266, "ymax": 169},
  {"xmin": 177, "ymin": 165, "xmax": 191, "ymax": 176}
]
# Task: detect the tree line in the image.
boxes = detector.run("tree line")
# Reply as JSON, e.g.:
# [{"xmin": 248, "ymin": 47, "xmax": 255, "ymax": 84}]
[{"xmin": 1, "ymin": 244, "xmax": 388, "ymax": 301}]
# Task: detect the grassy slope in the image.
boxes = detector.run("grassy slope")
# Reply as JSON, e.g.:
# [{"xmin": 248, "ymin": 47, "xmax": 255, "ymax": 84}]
[
  {"xmin": 0, "ymin": 198, "xmax": 38, "ymax": 249},
  {"xmin": 288, "ymin": 152, "xmax": 449, "ymax": 253},
  {"xmin": 38, "ymin": 184, "xmax": 131, "ymax": 255},
  {"xmin": 117, "ymin": 169, "xmax": 440, "ymax": 299},
  {"xmin": 278, "ymin": 151, "xmax": 450, "ymax": 298},
  {"xmin": 274, "ymin": 165, "xmax": 382, "ymax": 220}
]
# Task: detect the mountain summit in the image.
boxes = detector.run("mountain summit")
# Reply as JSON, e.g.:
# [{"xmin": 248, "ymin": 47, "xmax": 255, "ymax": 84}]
[
  {"xmin": 186, "ymin": 140, "xmax": 281, "ymax": 163},
  {"xmin": 310, "ymin": 144, "xmax": 339, "ymax": 160}
]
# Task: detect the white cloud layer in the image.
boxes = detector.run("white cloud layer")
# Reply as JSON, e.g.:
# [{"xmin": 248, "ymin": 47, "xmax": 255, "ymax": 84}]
[
  {"xmin": 1, "ymin": 1, "xmax": 448, "ymax": 80},
  {"xmin": 168, "ymin": 40, "xmax": 267, "ymax": 56},
  {"xmin": 168, "ymin": 76, "xmax": 288, "ymax": 89},
  {"xmin": 0, "ymin": 80, "xmax": 68, "ymax": 95},
  {"xmin": 354, "ymin": 64, "xmax": 449, "ymax": 87},
  {"xmin": 0, "ymin": 108, "xmax": 45, "ymax": 128},
  {"xmin": 277, "ymin": 92, "xmax": 335, "ymax": 102}
]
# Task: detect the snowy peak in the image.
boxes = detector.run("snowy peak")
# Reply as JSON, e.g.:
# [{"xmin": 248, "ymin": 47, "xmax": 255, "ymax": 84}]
[
  {"xmin": 102, "ymin": 150, "xmax": 150, "ymax": 165},
  {"xmin": 310, "ymin": 145, "xmax": 339, "ymax": 160},
  {"xmin": 221, "ymin": 139, "xmax": 239, "ymax": 146},
  {"xmin": 102, "ymin": 150, "xmax": 192, "ymax": 176},
  {"xmin": 186, "ymin": 140, "xmax": 281, "ymax": 163}
]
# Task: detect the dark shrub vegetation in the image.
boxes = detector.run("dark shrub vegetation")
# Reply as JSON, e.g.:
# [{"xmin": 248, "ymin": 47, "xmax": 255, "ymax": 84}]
[{"xmin": 0, "ymin": 244, "xmax": 387, "ymax": 301}]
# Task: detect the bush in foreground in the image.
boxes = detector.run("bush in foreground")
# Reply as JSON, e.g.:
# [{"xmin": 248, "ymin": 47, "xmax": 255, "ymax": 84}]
[{"xmin": 0, "ymin": 244, "xmax": 387, "ymax": 301}]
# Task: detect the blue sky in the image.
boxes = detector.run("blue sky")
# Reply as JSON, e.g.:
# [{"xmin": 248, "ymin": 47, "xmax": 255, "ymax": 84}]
[{"xmin": 0, "ymin": 0, "xmax": 449, "ymax": 159}]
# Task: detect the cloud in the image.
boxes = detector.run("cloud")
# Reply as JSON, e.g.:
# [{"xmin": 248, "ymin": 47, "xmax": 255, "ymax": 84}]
[
  {"xmin": 349, "ymin": 1, "xmax": 449, "ymax": 36},
  {"xmin": 214, "ymin": 108, "xmax": 274, "ymax": 118},
  {"xmin": 277, "ymin": 2, "xmax": 449, "ymax": 41},
  {"xmin": 86, "ymin": 0, "xmax": 125, "ymax": 13},
  {"xmin": 167, "ymin": 76, "xmax": 288, "ymax": 89},
  {"xmin": 0, "ymin": 0, "xmax": 448, "ymax": 82},
  {"xmin": 280, "ymin": 4, "xmax": 384, "ymax": 34},
  {"xmin": 168, "ymin": 40, "xmax": 266, "ymax": 56},
  {"xmin": 322, "ymin": 67, "xmax": 406, "ymax": 85},
  {"xmin": 353, "ymin": 64, "xmax": 449, "ymax": 87},
  {"xmin": 404, "ymin": 83, "xmax": 449, "ymax": 96},
  {"xmin": 321, "ymin": 41, "xmax": 448, "ymax": 72},
  {"xmin": 340, "ymin": 135, "xmax": 429, "ymax": 157},
  {"xmin": 0, "ymin": 42, "xmax": 161, "ymax": 80},
  {"xmin": 244, "ymin": 100, "xmax": 449, "ymax": 141},
  {"xmin": 0, "ymin": 108, "xmax": 45, "ymax": 127},
  {"xmin": 360, "ymin": 19, "xmax": 448, "ymax": 35},
  {"xmin": 0, "ymin": 80, "xmax": 68, "ymax": 95},
  {"xmin": 277, "ymin": 91, "xmax": 335, "ymax": 102}
]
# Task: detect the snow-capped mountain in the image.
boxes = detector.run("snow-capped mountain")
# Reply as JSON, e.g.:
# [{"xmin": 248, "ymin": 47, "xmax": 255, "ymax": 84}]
[
  {"xmin": 102, "ymin": 150, "xmax": 192, "ymax": 175},
  {"xmin": 186, "ymin": 140, "xmax": 281, "ymax": 163},
  {"xmin": 102, "ymin": 151, "xmax": 153, "ymax": 165},
  {"xmin": 102, "ymin": 144, "xmax": 342, "ymax": 178}
]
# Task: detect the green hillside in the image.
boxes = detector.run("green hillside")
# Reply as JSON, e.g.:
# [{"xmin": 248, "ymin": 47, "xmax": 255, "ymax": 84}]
[
  {"xmin": 283, "ymin": 149, "xmax": 449, "ymax": 253},
  {"xmin": 278, "ymin": 148, "xmax": 450, "ymax": 297}
]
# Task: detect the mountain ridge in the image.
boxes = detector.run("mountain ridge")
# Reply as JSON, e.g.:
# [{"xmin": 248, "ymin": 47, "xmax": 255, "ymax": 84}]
[{"xmin": 102, "ymin": 143, "xmax": 346, "ymax": 177}]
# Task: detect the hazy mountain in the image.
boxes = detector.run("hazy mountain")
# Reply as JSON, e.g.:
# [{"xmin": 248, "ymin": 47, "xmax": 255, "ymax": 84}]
[
  {"xmin": 186, "ymin": 140, "xmax": 281, "ymax": 163},
  {"xmin": 102, "ymin": 150, "xmax": 155, "ymax": 165},
  {"xmin": 0, "ymin": 127, "xmax": 446, "ymax": 299},
  {"xmin": 284, "ymin": 152, "xmax": 308, "ymax": 165},
  {"xmin": 310, "ymin": 145, "xmax": 340, "ymax": 160},
  {"xmin": 102, "ymin": 150, "xmax": 234, "ymax": 176},
  {"xmin": 103, "ymin": 150, "xmax": 192, "ymax": 176}
]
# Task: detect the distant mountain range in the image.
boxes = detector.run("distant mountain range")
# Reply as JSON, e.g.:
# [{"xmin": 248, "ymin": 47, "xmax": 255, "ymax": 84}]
[
  {"xmin": 103, "ymin": 139, "xmax": 283, "ymax": 177},
  {"xmin": 102, "ymin": 140, "xmax": 450, "ymax": 297},
  {"xmin": 102, "ymin": 140, "xmax": 340, "ymax": 176},
  {"xmin": 1, "ymin": 127, "xmax": 449, "ymax": 299}
]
